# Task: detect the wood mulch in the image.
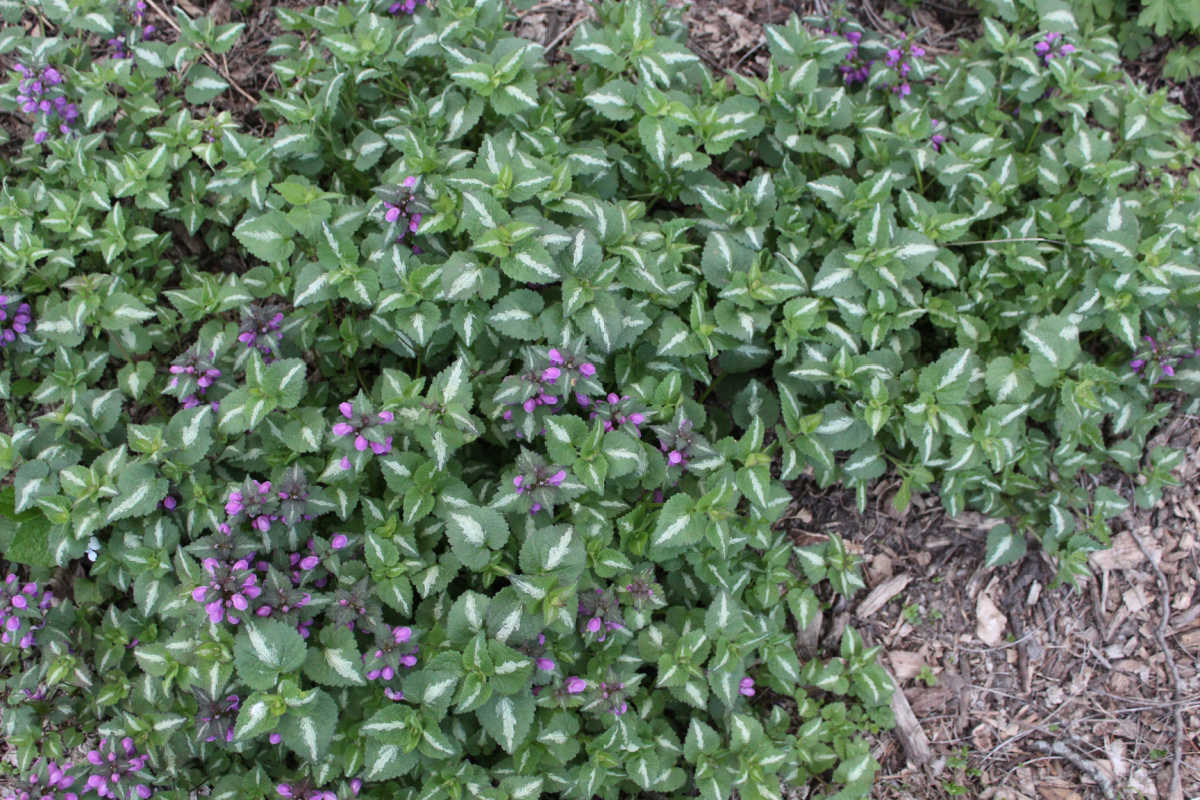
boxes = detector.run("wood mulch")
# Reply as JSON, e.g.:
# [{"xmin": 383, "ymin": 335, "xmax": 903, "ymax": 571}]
[{"xmin": 772, "ymin": 396, "xmax": 1200, "ymax": 800}]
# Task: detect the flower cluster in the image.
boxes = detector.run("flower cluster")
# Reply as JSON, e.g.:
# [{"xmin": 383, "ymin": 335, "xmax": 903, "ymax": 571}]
[
  {"xmin": 512, "ymin": 454, "xmax": 569, "ymax": 516},
  {"xmin": 387, "ymin": 0, "xmax": 426, "ymax": 14},
  {"xmin": 83, "ymin": 737, "xmax": 152, "ymax": 799},
  {"xmin": 593, "ymin": 679, "xmax": 628, "ymax": 715},
  {"xmin": 252, "ymin": 566, "xmax": 316, "ymax": 636},
  {"xmin": 109, "ymin": 1, "xmax": 156, "ymax": 59},
  {"xmin": 192, "ymin": 687, "xmax": 240, "ymax": 744},
  {"xmin": 225, "ymin": 478, "xmax": 281, "ymax": 533},
  {"xmin": 0, "ymin": 573, "xmax": 53, "ymax": 650},
  {"xmin": 648, "ymin": 415, "xmax": 715, "ymax": 473},
  {"xmin": 164, "ymin": 345, "xmax": 222, "ymax": 410},
  {"xmin": 381, "ymin": 176, "xmax": 423, "ymax": 247},
  {"xmin": 273, "ymin": 465, "xmax": 318, "ymax": 527},
  {"xmin": 586, "ymin": 392, "xmax": 649, "ymax": 436},
  {"xmin": 1034, "ymin": 31, "xmax": 1076, "ymax": 65},
  {"xmin": 498, "ymin": 345, "xmax": 601, "ymax": 441},
  {"xmin": 1130, "ymin": 334, "xmax": 1200, "ymax": 383},
  {"xmin": 930, "ymin": 118, "xmax": 947, "ymax": 152},
  {"xmin": 331, "ymin": 400, "xmax": 396, "ymax": 455},
  {"xmin": 12, "ymin": 63, "xmax": 78, "ymax": 143},
  {"xmin": 191, "ymin": 556, "xmax": 262, "ymax": 625},
  {"xmin": 618, "ymin": 568, "xmax": 665, "ymax": 611},
  {"xmin": 2, "ymin": 758, "xmax": 80, "ymax": 800},
  {"xmin": 332, "ymin": 400, "xmax": 395, "ymax": 469},
  {"xmin": 820, "ymin": 20, "xmax": 872, "ymax": 85},
  {"xmin": 327, "ymin": 578, "xmax": 382, "ymax": 632},
  {"xmin": 362, "ymin": 624, "xmax": 418, "ymax": 699},
  {"xmin": 0, "ymin": 295, "xmax": 32, "ymax": 349},
  {"xmin": 236, "ymin": 302, "xmax": 287, "ymax": 362},
  {"xmin": 577, "ymin": 588, "xmax": 623, "ymax": 642},
  {"xmin": 516, "ymin": 632, "xmax": 557, "ymax": 673},
  {"xmin": 880, "ymin": 33, "xmax": 925, "ymax": 97},
  {"xmin": 739, "ymin": 676, "xmax": 756, "ymax": 697}
]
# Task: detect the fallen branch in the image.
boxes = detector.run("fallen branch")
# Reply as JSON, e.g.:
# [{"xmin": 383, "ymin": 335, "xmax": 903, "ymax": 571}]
[
  {"xmin": 1129, "ymin": 528, "xmax": 1185, "ymax": 800},
  {"xmin": 1029, "ymin": 740, "xmax": 1116, "ymax": 800},
  {"xmin": 882, "ymin": 664, "xmax": 931, "ymax": 766}
]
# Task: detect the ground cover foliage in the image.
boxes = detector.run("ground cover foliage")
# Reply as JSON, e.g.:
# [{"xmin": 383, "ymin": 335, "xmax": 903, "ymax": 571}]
[{"xmin": 0, "ymin": 0, "xmax": 1198, "ymax": 798}]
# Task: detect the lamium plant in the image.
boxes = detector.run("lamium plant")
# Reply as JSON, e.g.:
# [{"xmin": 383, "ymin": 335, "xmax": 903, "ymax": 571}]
[{"xmin": 1, "ymin": 0, "xmax": 1198, "ymax": 799}]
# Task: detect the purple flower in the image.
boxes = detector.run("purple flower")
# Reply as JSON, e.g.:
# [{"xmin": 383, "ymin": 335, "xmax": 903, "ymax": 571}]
[
  {"xmin": 739, "ymin": 676, "xmax": 756, "ymax": 697},
  {"xmin": 331, "ymin": 534, "xmax": 349, "ymax": 550},
  {"xmin": 565, "ymin": 676, "xmax": 586, "ymax": 694},
  {"xmin": 0, "ymin": 297, "xmax": 34, "ymax": 349},
  {"xmin": 82, "ymin": 738, "xmax": 152, "ymax": 799}
]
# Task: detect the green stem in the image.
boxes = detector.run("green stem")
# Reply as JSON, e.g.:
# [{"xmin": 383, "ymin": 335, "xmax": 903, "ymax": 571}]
[{"xmin": 698, "ymin": 373, "xmax": 725, "ymax": 404}]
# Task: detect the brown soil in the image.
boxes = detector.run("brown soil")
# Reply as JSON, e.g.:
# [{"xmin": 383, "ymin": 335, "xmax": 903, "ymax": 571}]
[{"xmin": 772, "ymin": 397, "xmax": 1200, "ymax": 800}]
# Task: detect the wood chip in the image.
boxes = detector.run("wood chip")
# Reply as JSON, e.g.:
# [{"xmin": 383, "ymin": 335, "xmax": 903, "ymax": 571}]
[
  {"xmin": 976, "ymin": 589, "xmax": 1007, "ymax": 647},
  {"xmin": 888, "ymin": 650, "xmax": 926, "ymax": 681},
  {"xmin": 1090, "ymin": 530, "xmax": 1160, "ymax": 571},
  {"xmin": 857, "ymin": 573, "xmax": 911, "ymax": 619}
]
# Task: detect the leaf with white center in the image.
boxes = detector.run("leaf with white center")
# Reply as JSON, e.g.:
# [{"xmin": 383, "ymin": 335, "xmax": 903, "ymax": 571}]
[
  {"xmin": 444, "ymin": 506, "xmax": 508, "ymax": 570},
  {"xmin": 602, "ymin": 430, "xmax": 646, "ymax": 478},
  {"xmin": 478, "ymin": 692, "xmax": 534, "ymax": 754},
  {"xmin": 106, "ymin": 468, "xmax": 167, "ymax": 523},
  {"xmin": 323, "ymin": 647, "xmax": 365, "ymax": 685},
  {"xmin": 704, "ymin": 590, "xmax": 743, "ymax": 637},
  {"xmin": 518, "ymin": 523, "xmax": 583, "ymax": 576},
  {"xmin": 585, "ymin": 79, "xmax": 637, "ymax": 121},
  {"xmin": 233, "ymin": 695, "xmax": 276, "ymax": 741},
  {"xmin": 234, "ymin": 210, "xmax": 294, "ymax": 263},
  {"xmin": 280, "ymin": 689, "xmax": 336, "ymax": 762},
  {"xmin": 984, "ymin": 524, "xmax": 1026, "ymax": 568}
]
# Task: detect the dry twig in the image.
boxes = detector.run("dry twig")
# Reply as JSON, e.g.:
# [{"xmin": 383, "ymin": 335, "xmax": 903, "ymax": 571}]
[
  {"xmin": 1129, "ymin": 528, "xmax": 1186, "ymax": 800},
  {"xmin": 143, "ymin": 0, "xmax": 258, "ymax": 105},
  {"xmin": 1030, "ymin": 739, "xmax": 1117, "ymax": 800}
]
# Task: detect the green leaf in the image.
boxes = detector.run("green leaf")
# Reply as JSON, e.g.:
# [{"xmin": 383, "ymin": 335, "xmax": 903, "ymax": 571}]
[
  {"xmin": 264, "ymin": 358, "xmax": 307, "ymax": 408},
  {"xmin": 165, "ymin": 406, "xmax": 214, "ymax": 465},
  {"xmin": 106, "ymin": 466, "xmax": 167, "ymax": 523},
  {"xmin": 1021, "ymin": 315, "xmax": 1081, "ymax": 387},
  {"xmin": 585, "ymin": 79, "xmax": 637, "ymax": 121},
  {"xmin": 649, "ymin": 494, "xmax": 702, "ymax": 558},
  {"xmin": 983, "ymin": 524, "xmax": 1026, "ymax": 568},
  {"xmin": 487, "ymin": 290, "xmax": 544, "ymax": 340},
  {"xmin": 279, "ymin": 689, "xmax": 337, "ymax": 762},
  {"xmin": 185, "ymin": 64, "xmax": 229, "ymax": 104},
  {"xmin": 234, "ymin": 211, "xmax": 295, "ymax": 263},
  {"xmin": 234, "ymin": 620, "xmax": 307, "ymax": 690},
  {"xmin": 0, "ymin": 487, "xmax": 54, "ymax": 567},
  {"xmin": 518, "ymin": 524, "xmax": 584, "ymax": 575},
  {"xmin": 443, "ymin": 505, "xmax": 509, "ymax": 570},
  {"xmin": 476, "ymin": 692, "xmax": 534, "ymax": 754},
  {"xmin": 233, "ymin": 692, "xmax": 279, "ymax": 742}
]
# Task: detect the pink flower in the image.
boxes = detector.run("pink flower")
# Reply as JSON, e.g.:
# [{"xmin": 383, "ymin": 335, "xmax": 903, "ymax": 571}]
[
  {"xmin": 565, "ymin": 677, "xmax": 586, "ymax": 694},
  {"xmin": 331, "ymin": 534, "xmax": 349, "ymax": 550}
]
